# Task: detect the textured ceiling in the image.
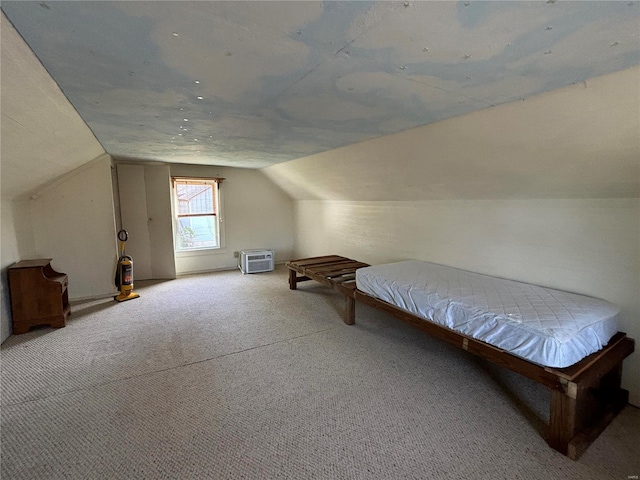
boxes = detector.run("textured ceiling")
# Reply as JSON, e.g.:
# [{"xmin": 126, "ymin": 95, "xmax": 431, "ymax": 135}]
[{"xmin": 2, "ymin": 1, "xmax": 639, "ymax": 168}]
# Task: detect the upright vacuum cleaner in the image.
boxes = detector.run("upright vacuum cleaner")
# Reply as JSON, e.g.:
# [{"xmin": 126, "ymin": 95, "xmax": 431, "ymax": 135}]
[{"xmin": 114, "ymin": 229, "xmax": 140, "ymax": 302}]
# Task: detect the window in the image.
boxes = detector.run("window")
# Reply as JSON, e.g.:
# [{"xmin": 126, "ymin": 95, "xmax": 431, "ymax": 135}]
[{"xmin": 172, "ymin": 177, "xmax": 223, "ymax": 251}]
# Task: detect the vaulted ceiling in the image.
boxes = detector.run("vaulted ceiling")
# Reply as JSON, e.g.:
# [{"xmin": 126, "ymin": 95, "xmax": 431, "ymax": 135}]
[{"xmin": 2, "ymin": 1, "xmax": 639, "ymax": 168}]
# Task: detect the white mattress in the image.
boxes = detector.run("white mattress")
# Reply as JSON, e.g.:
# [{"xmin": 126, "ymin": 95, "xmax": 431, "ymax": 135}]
[{"xmin": 355, "ymin": 261, "xmax": 619, "ymax": 368}]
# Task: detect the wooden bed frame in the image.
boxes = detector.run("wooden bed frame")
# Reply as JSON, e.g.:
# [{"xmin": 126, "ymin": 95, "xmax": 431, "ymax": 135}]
[{"xmin": 286, "ymin": 255, "xmax": 635, "ymax": 460}]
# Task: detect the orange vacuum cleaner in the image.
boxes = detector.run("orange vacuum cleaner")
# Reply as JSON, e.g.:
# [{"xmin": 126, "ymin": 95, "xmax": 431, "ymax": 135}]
[{"xmin": 114, "ymin": 229, "xmax": 140, "ymax": 302}]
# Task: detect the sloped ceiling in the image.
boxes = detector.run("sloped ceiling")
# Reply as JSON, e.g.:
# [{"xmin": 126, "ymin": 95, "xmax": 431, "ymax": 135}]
[
  {"xmin": 1, "ymin": 13, "xmax": 105, "ymax": 200},
  {"xmin": 2, "ymin": 1, "xmax": 639, "ymax": 168},
  {"xmin": 263, "ymin": 66, "xmax": 640, "ymax": 200}
]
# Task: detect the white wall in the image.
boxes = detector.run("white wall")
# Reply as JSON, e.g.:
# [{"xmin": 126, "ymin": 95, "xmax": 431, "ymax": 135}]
[
  {"xmin": 116, "ymin": 164, "xmax": 154, "ymax": 279},
  {"xmin": 1, "ymin": 156, "xmax": 118, "ymax": 341},
  {"xmin": 27, "ymin": 156, "xmax": 119, "ymax": 300},
  {"xmin": 1, "ymin": 12, "xmax": 108, "ymax": 341},
  {"xmin": 264, "ymin": 68, "xmax": 640, "ymax": 405},
  {"xmin": 0, "ymin": 199, "xmax": 35, "ymax": 341},
  {"xmin": 144, "ymin": 166, "xmax": 177, "ymax": 279},
  {"xmin": 114, "ymin": 162, "xmax": 294, "ymax": 277},
  {"xmin": 170, "ymin": 164, "xmax": 294, "ymax": 275},
  {"xmin": 115, "ymin": 163, "xmax": 176, "ymax": 280}
]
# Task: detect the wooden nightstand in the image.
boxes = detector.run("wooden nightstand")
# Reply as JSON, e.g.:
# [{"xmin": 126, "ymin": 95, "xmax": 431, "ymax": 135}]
[{"xmin": 8, "ymin": 259, "xmax": 70, "ymax": 334}]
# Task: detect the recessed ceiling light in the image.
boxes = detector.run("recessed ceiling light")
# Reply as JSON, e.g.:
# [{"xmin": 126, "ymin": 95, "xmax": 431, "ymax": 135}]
[
  {"xmin": 197, "ymin": 96, "xmax": 204, "ymax": 100},
  {"xmin": 172, "ymin": 32, "xmax": 179, "ymax": 37},
  {"xmin": 195, "ymin": 80, "xmax": 200, "ymax": 84},
  {"xmin": 184, "ymin": 118, "xmax": 189, "ymax": 121}
]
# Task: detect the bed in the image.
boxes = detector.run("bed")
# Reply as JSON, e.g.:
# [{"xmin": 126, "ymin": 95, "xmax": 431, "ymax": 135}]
[{"xmin": 286, "ymin": 255, "xmax": 635, "ymax": 460}]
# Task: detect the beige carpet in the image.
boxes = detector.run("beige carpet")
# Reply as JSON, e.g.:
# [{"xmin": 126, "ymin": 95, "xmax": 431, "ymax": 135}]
[{"xmin": 1, "ymin": 265, "xmax": 638, "ymax": 479}]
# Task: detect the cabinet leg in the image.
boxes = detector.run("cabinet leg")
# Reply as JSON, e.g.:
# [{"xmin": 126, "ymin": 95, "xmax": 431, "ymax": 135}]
[
  {"xmin": 12, "ymin": 323, "xmax": 30, "ymax": 335},
  {"xmin": 50, "ymin": 317, "xmax": 66, "ymax": 329}
]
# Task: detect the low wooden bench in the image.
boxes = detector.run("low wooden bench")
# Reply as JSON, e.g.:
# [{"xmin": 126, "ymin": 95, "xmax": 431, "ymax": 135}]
[
  {"xmin": 286, "ymin": 255, "xmax": 635, "ymax": 460},
  {"xmin": 287, "ymin": 255, "xmax": 369, "ymax": 324}
]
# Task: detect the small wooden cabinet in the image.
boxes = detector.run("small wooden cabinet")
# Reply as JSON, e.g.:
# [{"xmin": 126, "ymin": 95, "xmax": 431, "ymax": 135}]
[{"xmin": 8, "ymin": 259, "xmax": 70, "ymax": 334}]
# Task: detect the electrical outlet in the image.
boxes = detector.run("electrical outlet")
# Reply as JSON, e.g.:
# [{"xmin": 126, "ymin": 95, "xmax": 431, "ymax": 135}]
[{"xmin": 233, "ymin": 251, "xmax": 239, "ymax": 258}]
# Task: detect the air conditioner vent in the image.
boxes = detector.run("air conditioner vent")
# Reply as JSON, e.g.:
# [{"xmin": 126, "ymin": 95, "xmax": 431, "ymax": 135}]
[{"xmin": 239, "ymin": 250, "xmax": 274, "ymax": 274}]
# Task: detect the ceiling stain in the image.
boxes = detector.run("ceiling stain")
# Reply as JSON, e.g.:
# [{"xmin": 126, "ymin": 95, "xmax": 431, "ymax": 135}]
[{"xmin": 2, "ymin": 1, "xmax": 639, "ymax": 168}]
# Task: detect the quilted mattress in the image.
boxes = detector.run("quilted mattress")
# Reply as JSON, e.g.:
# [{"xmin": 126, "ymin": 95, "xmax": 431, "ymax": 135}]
[{"xmin": 355, "ymin": 260, "xmax": 619, "ymax": 368}]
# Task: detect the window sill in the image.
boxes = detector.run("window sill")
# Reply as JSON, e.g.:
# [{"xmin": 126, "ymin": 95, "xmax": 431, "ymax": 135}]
[{"xmin": 175, "ymin": 247, "xmax": 226, "ymax": 258}]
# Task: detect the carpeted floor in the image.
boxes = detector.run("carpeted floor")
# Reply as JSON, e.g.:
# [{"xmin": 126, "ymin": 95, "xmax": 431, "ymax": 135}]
[{"xmin": 1, "ymin": 265, "xmax": 639, "ymax": 479}]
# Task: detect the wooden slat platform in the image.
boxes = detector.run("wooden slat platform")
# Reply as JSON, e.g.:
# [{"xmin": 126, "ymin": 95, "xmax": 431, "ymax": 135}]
[
  {"xmin": 286, "ymin": 255, "xmax": 369, "ymax": 324},
  {"xmin": 286, "ymin": 255, "xmax": 369, "ymax": 291},
  {"xmin": 285, "ymin": 254, "xmax": 635, "ymax": 460}
]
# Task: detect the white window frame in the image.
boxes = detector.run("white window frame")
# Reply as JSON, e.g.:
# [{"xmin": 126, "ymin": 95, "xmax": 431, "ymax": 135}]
[{"xmin": 171, "ymin": 177, "xmax": 224, "ymax": 253}]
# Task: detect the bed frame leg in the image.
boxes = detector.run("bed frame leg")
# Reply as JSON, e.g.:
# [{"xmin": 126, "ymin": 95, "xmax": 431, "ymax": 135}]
[
  {"xmin": 548, "ymin": 361, "xmax": 628, "ymax": 460},
  {"xmin": 548, "ymin": 387, "xmax": 578, "ymax": 458},
  {"xmin": 343, "ymin": 295, "xmax": 356, "ymax": 325},
  {"xmin": 288, "ymin": 268, "xmax": 297, "ymax": 290}
]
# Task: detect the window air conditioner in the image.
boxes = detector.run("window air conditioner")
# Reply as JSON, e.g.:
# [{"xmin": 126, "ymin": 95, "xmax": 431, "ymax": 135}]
[{"xmin": 239, "ymin": 250, "xmax": 274, "ymax": 274}]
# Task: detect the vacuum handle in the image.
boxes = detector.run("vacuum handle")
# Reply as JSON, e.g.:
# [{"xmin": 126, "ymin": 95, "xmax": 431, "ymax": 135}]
[{"xmin": 118, "ymin": 229, "xmax": 129, "ymax": 242}]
